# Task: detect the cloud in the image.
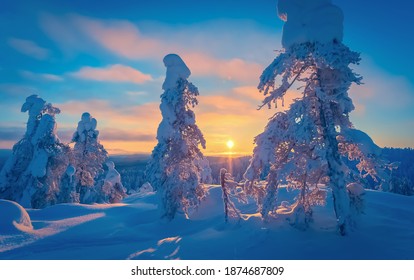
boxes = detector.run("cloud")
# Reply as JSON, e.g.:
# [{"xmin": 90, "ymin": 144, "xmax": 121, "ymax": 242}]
[
  {"xmin": 232, "ymin": 86, "xmax": 263, "ymax": 101},
  {"xmin": 20, "ymin": 71, "xmax": 64, "ymax": 82},
  {"xmin": 69, "ymin": 64, "xmax": 152, "ymax": 84},
  {"xmin": 99, "ymin": 129, "xmax": 155, "ymax": 142},
  {"xmin": 7, "ymin": 38, "xmax": 50, "ymax": 60},
  {"xmin": 0, "ymin": 127, "xmax": 25, "ymax": 141},
  {"xmin": 41, "ymin": 14, "xmax": 266, "ymax": 83},
  {"xmin": 183, "ymin": 53, "xmax": 262, "ymax": 83},
  {"xmin": 73, "ymin": 15, "xmax": 164, "ymax": 60},
  {"xmin": 125, "ymin": 91, "xmax": 148, "ymax": 96},
  {"xmin": 0, "ymin": 84, "xmax": 38, "ymax": 97},
  {"xmin": 56, "ymin": 99, "xmax": 160, "ymax": 131}
]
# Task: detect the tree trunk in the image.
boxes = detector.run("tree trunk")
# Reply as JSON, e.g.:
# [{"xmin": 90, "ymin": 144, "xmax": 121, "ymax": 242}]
[{"xmin": 317, "ymin": 69, "xmax": 350, "ymax": 236}]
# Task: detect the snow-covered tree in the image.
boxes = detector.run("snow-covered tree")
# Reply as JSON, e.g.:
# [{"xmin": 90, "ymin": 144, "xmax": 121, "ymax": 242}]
[
  {"xmin": 72, "ymin": 112, "xmax": 124, "ymax": 203},
  {"xmin": 0, "ymin": 95, "xmax": 70, "ymax": 208},
  {"xmin": 146, "ymin": 54, "xmax": 212, "ymax": 220},
  {"xmin": 58, "ymin": 165, "xmax": 79, "ymax": 204},
  {"xmin": 244, "ymin": 0, "xmax": 389, "ymax": 235},
  {"xmin": 99, "ymin": 161, "xmax": 126, "ymax": 203},
  {"xmin": 220, "ymin": 168, "xmax": 245, "ymax": 223}
]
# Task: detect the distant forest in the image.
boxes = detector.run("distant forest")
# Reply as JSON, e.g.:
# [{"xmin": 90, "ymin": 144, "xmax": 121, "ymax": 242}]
[{"xmin": 1, "ymin": 147, "xmax": 413, "ymax": 196}]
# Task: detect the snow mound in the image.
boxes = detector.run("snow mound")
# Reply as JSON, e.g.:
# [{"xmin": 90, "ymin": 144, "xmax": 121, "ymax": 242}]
[
  {"xmin": 162, "ymin": 54, "xmax": 191, "ymax": 90},
  {"xmin": 0, "ymin": 200, "xmax": 33, "ymax": 234},
  {"xmin": 347, "ymin": 183, "xmax": 365, "ymax": 196},
  {"xmin": 343, "ymin": 128, "xmax": 382, "ymax": 156},
  {"xmin": 277, "ymin": 0, "xmax": 343, "ymax": 48}
]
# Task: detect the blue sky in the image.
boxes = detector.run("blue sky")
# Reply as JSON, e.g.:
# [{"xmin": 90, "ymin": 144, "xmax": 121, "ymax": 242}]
[{"xmin": 0, "ymin": 0, "xmax": 413, "ymax": 154}]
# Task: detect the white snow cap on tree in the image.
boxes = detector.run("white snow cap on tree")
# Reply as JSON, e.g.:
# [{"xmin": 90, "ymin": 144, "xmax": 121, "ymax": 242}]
[
  {"xmin": 162, "ymin": 54, "xmax": 191, "ymax": 90},
  {"xmin": 75, "ymin": 112, "xmax": 98, "ymax": 142},
  {"xmin": 104, "ymin": 161, "xmax": 121, "ymax": 187},
  {"xmin": 278, "ymin": 0, "xmax": 343, "ymax": 48}
]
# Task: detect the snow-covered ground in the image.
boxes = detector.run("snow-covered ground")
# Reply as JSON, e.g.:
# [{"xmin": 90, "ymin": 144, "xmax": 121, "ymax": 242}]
[{"xmin": 1, "ymin": 186, "xmax": 413, "ymax": 260}]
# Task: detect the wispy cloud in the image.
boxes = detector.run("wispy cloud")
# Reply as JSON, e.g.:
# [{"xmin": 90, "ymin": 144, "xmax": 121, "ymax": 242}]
[
  {"xmin": 0, "ymin": 84, "xmax": 38, "ymax": 97},
  {"xmin": 41, "ymin": 14, "xmax": 266, "ymax": 83},
  {"xmin": 20, "ymin": 71, "xmax": 64, "ymax": 82},
  {"xmin": 99, "ymin": 129, "xmax": 155, "ymax": 142},
  {"xmin": 126, "ymin": 91, "xmax": 148, "ymax": 96},
  {"xmin": 7, "ymin": 38, "xmax": 50, "ymax": 60},
  {"xmin": 69, "ymin": 64, "xmax": 152, "ymax": 84},
  {"xmin": 183, "ymin": 53, "xmax": 262, "ymax": 83},
  {"xmin": 73, "ymin": 15, "xmax": 164, "ymax": 60},
  {"xmin": 0, "ymin": 127, "xmax": 25, "ymax": 141}
]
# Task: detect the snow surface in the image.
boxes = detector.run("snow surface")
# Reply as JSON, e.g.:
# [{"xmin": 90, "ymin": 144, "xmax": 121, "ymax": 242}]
[
  {"xmin": 0, "ymin": 200, "xmax": 33, "ymax": 234},
  {"xmin": 277, "ymin": 0, "xmax": 343, "ymax": 48},
  {"xmin": 1, "ymin": 186, "xmax": 413, "ymax": 259},
  {"xmin": 162, "ymin": 54, "xmax": 191, "ymax": 90}
]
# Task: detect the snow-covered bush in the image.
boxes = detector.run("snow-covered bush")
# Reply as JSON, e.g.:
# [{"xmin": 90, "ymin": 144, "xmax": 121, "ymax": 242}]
[
  {"xmin": 244, "ymin": 0, "xmax": 390, "ymax": 235},
  {"xmin": 146, "ymin": 54, "xmax": 212, "ymax": 220},
  {"xmin": 0, "ymin": 95, "xmax": 70, "ymax": 208}
]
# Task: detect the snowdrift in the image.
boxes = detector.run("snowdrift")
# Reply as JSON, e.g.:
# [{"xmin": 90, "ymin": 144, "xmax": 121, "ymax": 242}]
[
  {"xmin": 0, "ymin": 186, "xmax": 413, "ymax": 260},
  {"xmin": 0, "ymin": 199, "xmax": 33, "ymax": 234}
]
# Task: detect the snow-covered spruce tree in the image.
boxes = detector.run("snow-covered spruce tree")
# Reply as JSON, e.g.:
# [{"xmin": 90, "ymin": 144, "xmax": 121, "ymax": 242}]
[
  {"xmin": 72, "ymin": 112, "xmax": 125, "ymax": 203},
  {"xmin": 145, "ymin": 54, "xmax": 212, "ymax": 220},
  {"xmin": 0, "ymin": 95, "xmax": 70, "ymax": 208},
  {"xmin": 244, "ymin": 0, "xmax": 389, "ymax": 234}
]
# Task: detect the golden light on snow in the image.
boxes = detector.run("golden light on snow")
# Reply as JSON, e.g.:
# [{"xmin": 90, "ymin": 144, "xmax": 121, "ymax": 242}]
[{"xmin": 226, "ymin": 140, "xmax": 235, "ymax": 149}]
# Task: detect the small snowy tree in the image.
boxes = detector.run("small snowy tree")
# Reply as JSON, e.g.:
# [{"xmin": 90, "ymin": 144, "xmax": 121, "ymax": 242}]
[
  {"xmin": 0, "ymin": 95, "xmax": 70, "ymax": 208},
  {"xmin": 99, "ymin": 161, "xmax": 126, "ymax": 203},
  {"xmin": 145, "ymin": 54, "xmax": 212, "ymax": 220},
  {"xmin": 72, "ymin": 112, "xmax": 124, "ymax": 204},
  {"xmin": 58, "ymin": 165, "xmax": 79, "ymax": 203},
  {"xmin": 244, "ymin": 0, "xmax": 389, "ymax": 235},
  {"xmin": 220, "ymin": 168, "xmax": 245, "ymax": 223}
]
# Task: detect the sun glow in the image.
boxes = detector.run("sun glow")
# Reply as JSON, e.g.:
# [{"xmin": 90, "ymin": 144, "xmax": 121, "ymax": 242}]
[{"xmin": 226, "ymin": 140, "xmax": 235, "ymax": 149}]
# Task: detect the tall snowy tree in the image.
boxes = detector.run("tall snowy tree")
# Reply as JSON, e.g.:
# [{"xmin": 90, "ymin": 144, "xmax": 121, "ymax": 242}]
[
  {"xmin": 146, "ymin": 54, "xmax": 212, "ymax": 220},
  {"xmin": 0, "ymin": 95, "xmax": 70, "ymax": 208},
  {"xmin": 244, "ymin": 0, "xmax": 389, "ymax": 234},
  {"xmin": 72, "ymin": 112, "xmax": 125, "ymax": 203}
]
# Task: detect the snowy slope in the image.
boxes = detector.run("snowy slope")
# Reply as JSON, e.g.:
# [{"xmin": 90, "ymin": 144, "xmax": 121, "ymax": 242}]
[{"xmin": 0, "ymin": 186, "xmax": 413, "ymax": 260}]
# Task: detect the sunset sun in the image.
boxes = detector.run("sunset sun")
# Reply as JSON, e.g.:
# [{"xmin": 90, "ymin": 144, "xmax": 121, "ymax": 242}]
[{"xmin": 226, "ymin": 140, "xmax": 235, "ymax": 149}]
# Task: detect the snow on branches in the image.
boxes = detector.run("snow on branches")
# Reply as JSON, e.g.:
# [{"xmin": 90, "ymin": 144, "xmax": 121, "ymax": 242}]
[
  {"xmin": 146, "ymin": 54, "xmax": 212, "ymax": 220},
  {"xmin": 246, "ymin": 39, "xmax": 390, "ymax": 234},
  {"xmin": 0, "ymin": 95, "xmax": 69, "ymax": 208}
]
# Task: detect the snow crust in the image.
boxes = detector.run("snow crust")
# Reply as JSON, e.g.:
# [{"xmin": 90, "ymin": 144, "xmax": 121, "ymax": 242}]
[
  {"xmin": 0, "ymin": 199, "xmax": 33, "ymax": 234},
  {"xmin": 277, "ymin": 0, "xmax": 343, "ymax": 48},
  {"xmin": 162, "ymin": 54, "xmax": 191, "ymax": 90}
]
